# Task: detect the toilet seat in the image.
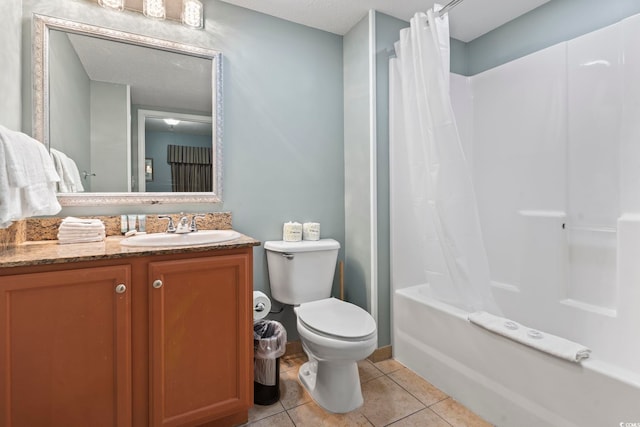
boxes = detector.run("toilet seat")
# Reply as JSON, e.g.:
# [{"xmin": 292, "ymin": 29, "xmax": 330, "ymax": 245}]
[{"xmin": 297, "ymin": 298, "xmax": 376, "ymax": 340}]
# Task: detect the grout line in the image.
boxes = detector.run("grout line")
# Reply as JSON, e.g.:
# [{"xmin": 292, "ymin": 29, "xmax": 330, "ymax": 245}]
[
  {"xmin": 284, "ymin": 408, "xmax": 297, "ymax": 426},
  {"xmin": 386, "ymin": 366, "xmax": 452, "ymax": 409},
  {"xmin": 381, "ymin": 407, "xmax": 454, "ymax": 427},
  {"xmin": 377, "ymin": 370, "xmax": 426, "ymax": 426},
  {"xmin": 385, "ymin": 369, "xmax": 456, "ymax": 423},
  {"xmin": 381, "ymin": 406, "xmax": 427, "ymax": 427},
  {"xmin": 361, "ymin": 411, "xmax": 375, "ymax": 427},
  {"xmin": 431, "ymin": 404, "xmax": 456, "ymax": 427},
  {"xmin": 427, "ymin": 395, "xmax": 451, "ymax": 408}
]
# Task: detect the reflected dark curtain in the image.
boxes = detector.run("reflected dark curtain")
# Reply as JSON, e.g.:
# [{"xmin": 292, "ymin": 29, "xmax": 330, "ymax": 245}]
[{"xmin": 167, "ymin": 145, "xmax": 212, "ymax": 192}]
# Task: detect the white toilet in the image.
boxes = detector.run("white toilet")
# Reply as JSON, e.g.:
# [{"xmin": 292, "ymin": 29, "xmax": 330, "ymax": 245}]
[{"xmin": 264, "ymin": 239, "xmax": 377, "ymax": 413}]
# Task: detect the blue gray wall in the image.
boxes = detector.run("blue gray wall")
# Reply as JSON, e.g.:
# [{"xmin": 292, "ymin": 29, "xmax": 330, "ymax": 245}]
[
  {"xmin": 0, "ymin": 0, "xmax": 22, "ymax": 130},
  {"xmin": 467, "ymin": 0, "xmax": 640, "ymax": 75},
  {"xmin": 20, "ymin": 0, "xmax": 344, "ymax": 339},
  {"xmin": 212, "ymin": 2, "xmax": 344, "ymax": 336}
]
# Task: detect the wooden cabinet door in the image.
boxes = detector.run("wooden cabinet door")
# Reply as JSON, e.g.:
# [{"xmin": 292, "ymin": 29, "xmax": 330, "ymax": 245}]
[
  {"xmin": 0, "ymin": 265, "xmax": 132, "ymax": 427},
  {"xmin": 148, "ymin": 254, "xmax": 252, "ymax": 427}
]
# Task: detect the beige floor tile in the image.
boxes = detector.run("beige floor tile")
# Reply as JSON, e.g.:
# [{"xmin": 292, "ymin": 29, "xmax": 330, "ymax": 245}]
[
  {"xmin": 430, "ymin": 398, "xmax": 492, "ymax": 427},
  {"xmin": 279, "ymin": 367, "xmax": 312, "ymax": 410},
  {"xmin": 246, "ymin": 411, "xmax": 295, "ymax": 427},
  {"xmin": 388, "ymin": 368, "xmax": 448, "ymax": 406},
  {"xmin": 288, "ymin": 401, "xmax": 374, "ymax": 427},
  {"xmin": 387, "ymin": 408, "xmax": 452, "ymax": 427},
  {"xmin": 358, "ymin": 359, "xmax": 384, "ymax": 383},
  {"xmin": 280, "ymin": 353, "xmax": 308, "ymax": 373},
  {"xmin": 373, "ymin": 358, "xmax": 405, "ymax": 374},
  {"xmin": 248, "ymin": 401, "xmax": 285, "ymax": 423},
  {"xmin": 360, "ymin": 376, "xmax": 425, "ymax": 427}
]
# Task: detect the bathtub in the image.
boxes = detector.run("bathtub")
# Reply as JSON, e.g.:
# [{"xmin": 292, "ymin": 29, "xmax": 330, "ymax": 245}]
[{"xmin": 393, "ymin": 284, "xmax": 640, "ymax": 427}]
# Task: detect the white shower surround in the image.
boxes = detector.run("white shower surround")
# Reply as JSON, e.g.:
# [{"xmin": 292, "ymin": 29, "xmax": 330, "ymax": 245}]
[{"xmin": 391, "ymin": 13, "xmax": 640, "ymax": 426}]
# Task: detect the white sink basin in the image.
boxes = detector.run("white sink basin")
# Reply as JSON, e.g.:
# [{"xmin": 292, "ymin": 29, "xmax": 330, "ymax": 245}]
[{"xmin": 120, "ymin": 229, "xmax": 241, "ymax": 247}]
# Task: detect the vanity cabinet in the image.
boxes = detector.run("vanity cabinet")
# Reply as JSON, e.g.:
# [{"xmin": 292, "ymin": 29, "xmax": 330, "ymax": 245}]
[
  {"xmin": 148, "ymin": 254, "xmax": 252, "ymax": 427},
  {"xmin": 0, "ymin": 247, "xmax": 254, "ymax": 427},
  {"xmin": 0, "ymin": 265, "xmax": 132, "ymax": 427}
]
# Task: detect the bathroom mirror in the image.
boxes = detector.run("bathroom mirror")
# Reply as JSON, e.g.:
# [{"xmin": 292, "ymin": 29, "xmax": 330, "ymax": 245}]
[{"xmin": 32, "ymin": 14, "xmax": 223, "ymax": 206}]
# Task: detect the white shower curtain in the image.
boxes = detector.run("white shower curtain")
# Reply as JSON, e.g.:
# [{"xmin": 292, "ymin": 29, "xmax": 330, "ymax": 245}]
[{"xmin": 390, "ymin": 8, "xmax": 495, "ymax": 311}]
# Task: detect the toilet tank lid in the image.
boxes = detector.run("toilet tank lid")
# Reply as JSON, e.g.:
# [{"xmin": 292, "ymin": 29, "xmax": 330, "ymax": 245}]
[{"xmin": 264, "ymin": 239, "xmax": 340, "ymax": 253}]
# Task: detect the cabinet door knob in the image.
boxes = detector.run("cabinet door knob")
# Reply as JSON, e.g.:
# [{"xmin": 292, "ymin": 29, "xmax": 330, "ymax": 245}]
[
  {"xmin": 152, "ymin": 279, "xmax": 163, "ymax": 289},
  {"xmin": 115, "ymin": 284, "xmax": 127, "ymax": 294}
]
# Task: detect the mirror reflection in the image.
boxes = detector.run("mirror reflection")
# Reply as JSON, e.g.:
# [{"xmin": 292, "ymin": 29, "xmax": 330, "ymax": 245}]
[
  {"xmin": 138, "ymin": 110, "xmax": 212, "ymax": 193},
  {"xmin": 33, "ymin": 14, "xmax": 222, "ymax": 205},
  {"xmin": 48, "ymin": 30, "xmax": 212, "ymax": 194}
]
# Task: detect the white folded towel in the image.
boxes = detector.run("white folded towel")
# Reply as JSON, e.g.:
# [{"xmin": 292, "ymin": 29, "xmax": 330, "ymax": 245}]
[
  {"xmin": 61, "ymin": 216, "xmax": 103, "ymax": 225},
  {"xmin": 59, "ymin": 218, "xmax": 104, "ymax": 230},
  {"xmin": 57, "ymin": 236, "xmax": 105, "ymax": 245},
  {"xmin": 0, "ymin": 124, "xmax": 61, "ymax": 229},
  {"xmin": 58, "ymin": 230, "xmax": 105, "ymax": 238},
  {"xmin": 468, "ymin": 311, "xmax": 591, "ymax": 363},
  {"xmin": 58, "ymin": 224, "xmax": 105, "ymax": 231},
  {"xmin": 57, "ymin": 217, "xmax": 106, "ymax": 244}
]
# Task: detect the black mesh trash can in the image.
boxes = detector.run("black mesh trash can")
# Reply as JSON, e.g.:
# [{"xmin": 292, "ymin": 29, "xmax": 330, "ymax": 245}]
[{"xmin": 253, "ymin": 319, "xmax": 287, "ymax": 405}]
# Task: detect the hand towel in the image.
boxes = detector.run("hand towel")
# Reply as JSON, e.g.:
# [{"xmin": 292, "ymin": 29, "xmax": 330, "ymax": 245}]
[
  {"xmin": 2, "ymin": 125, "xmax": 59, "ymax": 188},
  {"xmin": 468, "ymin": 311, "xmax": 591, "ymax": 363},
  {"xmin": 50, "ymin": 149, "xmax": 84, "ymax": 193},
  {"xmin": 62, "ymin": 155, "xmax": 84, "ymax": 192},
  {"xmin": 50, "ymin": 148, "xmax": 71, "ymax": 192},
  {"xmin": 0, "ymin": 125, "xmax": 61, "ymax": 229}
]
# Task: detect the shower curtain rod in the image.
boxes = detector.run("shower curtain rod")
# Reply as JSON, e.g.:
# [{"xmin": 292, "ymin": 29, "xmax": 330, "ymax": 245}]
[{"xmin": 437, "ymin": 0, "xmax": 464, "ymax": 17}]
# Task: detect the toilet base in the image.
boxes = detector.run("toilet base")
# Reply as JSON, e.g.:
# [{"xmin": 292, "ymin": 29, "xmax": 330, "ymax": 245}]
[{"xmin": 298, "ymin": 359, "xmax": 363, "ymax": 413}]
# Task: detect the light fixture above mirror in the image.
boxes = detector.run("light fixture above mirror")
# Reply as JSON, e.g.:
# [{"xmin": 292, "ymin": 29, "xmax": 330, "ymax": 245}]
[
  {"xmin": 182, "ymin": 0, "xmax": 204, "ymax": 29},
  {"xmin": 98, "ymin": 0, "xmax": 124, "ymax": 11},
  {"xmin": 143, "ymin": 0, "xmax": 166, "ymax": 20},
  {"xmin": 97, "ymin": 0, "xmax": 203, "ymax": 29}
]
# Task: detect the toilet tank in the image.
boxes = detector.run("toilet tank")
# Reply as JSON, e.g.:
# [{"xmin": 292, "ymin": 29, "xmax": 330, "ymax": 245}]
[{"xmin": 264, "ymin": 239, "xmax": 340, "ymax": 305}]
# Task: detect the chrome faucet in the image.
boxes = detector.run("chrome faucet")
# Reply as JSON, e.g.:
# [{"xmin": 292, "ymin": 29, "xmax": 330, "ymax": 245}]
[
  {"xmin": 158, "ymin": 214, "xmax": 205, "ymax": 234},
  {"xmin": 190, "ymin": 214, "xmax": 206, "ymax": 232},
  {"xmin": 158, "ymin": 215, "xmax": 176, "ymax": 233},
  {"xmin": 175, "ymin": 214, "xmax": 191, "ymax": 234}
]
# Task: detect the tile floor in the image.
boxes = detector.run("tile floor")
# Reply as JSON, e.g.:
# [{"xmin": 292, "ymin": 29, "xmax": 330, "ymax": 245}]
[{"xmin": 245, "ymin": 353, "xmax": 493, "ymax": 427}]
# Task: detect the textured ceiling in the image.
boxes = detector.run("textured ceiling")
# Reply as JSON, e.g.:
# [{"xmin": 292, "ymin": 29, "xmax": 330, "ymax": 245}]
[{"xmin": 218, "ymin": 0, "xmax": 551, "ymax": 42}]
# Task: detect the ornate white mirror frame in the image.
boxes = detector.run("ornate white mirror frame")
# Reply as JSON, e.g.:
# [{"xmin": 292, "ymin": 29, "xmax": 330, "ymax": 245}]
[{"xmin": 32, "ymin": 14, "xmax": 223, "ymax": 206}]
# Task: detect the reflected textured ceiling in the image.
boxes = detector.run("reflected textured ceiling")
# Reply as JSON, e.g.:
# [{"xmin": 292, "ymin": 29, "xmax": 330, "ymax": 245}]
[
  {"xmin": 219, "ymin": 0, "xmax": 551, "ymax": 42},
  {"xmin": 66, "ymin": 32, "xmax": 212, "ymax": 113}
]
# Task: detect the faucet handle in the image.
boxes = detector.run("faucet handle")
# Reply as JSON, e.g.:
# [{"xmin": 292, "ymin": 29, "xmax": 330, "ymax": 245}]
[
  {"xmin": 190, "ymin": 214, "xmax": 206, "ymax": 232},
  {"xmin": 158, "ymin": 215, "xmax": 176, "ymax": 233}
]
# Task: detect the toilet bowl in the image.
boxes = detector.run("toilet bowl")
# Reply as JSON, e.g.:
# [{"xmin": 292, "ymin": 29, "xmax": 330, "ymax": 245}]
[
  {"xmin": 264, "ymin": 239, "xmax": 378, "ymax": 413},
  {"xmin": 295, "ymin": 298, "xmax": 377, "ymax": 413}
]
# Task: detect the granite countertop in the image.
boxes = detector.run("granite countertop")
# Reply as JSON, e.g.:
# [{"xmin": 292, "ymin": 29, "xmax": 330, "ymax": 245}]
[{"xmin": 0, "ymin": 233, "xmax": 261, "ymax": 268}]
